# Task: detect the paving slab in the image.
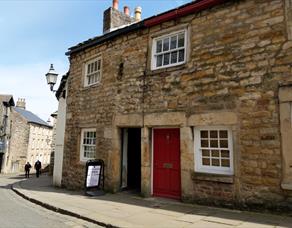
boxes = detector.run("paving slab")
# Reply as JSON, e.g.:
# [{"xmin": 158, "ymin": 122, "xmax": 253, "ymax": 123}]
[{"xmin": 11, "ymin": 174, "xmax": 292, "ymax": 228}]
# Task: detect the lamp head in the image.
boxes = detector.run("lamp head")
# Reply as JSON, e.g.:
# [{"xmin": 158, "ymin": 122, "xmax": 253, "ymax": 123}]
[{"xmin": 45, "ymin": 64, "xmax": 58, "ymax": 91}]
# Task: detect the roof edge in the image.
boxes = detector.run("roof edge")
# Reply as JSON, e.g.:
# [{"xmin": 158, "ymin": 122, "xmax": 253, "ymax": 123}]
[{"xmin": 66, "ymin": 0, "xmax": 228, "ymax": 56}]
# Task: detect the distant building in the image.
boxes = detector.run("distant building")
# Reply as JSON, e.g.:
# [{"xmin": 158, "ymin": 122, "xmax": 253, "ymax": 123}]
[
  {"xmin": 0, "ymin": 95, "xmax": 15, "ymax": 173},
  {"xmin": 0, "ymin": 97, "xmax": 53, "ymax": 173}
]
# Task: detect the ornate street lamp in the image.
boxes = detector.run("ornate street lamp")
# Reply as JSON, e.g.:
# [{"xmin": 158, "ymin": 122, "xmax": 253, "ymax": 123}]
[{"xmin": 45, "ymin": 64, "xmax": 58, "ymax": 92}]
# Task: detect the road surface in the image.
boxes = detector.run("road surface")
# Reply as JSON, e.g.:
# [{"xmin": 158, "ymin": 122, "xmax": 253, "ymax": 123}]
[{"xmin": 0, "ymin": 175, "xmax": 100, "ymax": 228}]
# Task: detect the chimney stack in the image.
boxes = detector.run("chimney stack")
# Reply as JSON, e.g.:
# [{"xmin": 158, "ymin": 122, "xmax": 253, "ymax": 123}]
[
  {"xmin": 135, "ymin": 6, "xmax": 142, "ymax": 21},
  {"xmin": 113, "ymin": 0, "xmax": 118, "ymax": 10},
  {"xmin": 16, "ymin": 98, "xmax": 26, "ymax": 110},
  {"xmin": 103, "ymin": 1, "xmax": 136, "ymax": 33},
  {"xmin": 124, "ymin": 6, "xmax": 130, "ymax": 16}
]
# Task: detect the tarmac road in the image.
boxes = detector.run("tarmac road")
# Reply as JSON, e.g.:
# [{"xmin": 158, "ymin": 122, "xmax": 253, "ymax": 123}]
[{"xmin": 0, "ymin": 175, "xmax": 100, "ymax": 228}]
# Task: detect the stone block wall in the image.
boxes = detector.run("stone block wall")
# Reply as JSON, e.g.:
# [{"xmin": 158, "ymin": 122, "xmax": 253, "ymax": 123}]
[
  {"xmin": 63, "ymin": 0, "xmax": 292, "ymax": 209},
  {"xmin": 9, "ymin": 110, "xmax": 29, "ymax": 173}
]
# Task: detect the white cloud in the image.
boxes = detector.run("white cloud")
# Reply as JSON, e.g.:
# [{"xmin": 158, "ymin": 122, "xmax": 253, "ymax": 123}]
[{"xmin": 0, "ymin": 61, "xmax": 68, "ymax": 121}]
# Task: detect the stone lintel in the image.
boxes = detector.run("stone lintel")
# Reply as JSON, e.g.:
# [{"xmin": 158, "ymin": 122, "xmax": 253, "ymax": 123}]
[
  {"xmin": 188, "ymin": 112, "xmax": 238, "ymax": 126},
  {"xmin": 114, "ymin": 113, "xmax": 143, "ymax": 127},
  {"xmin": 144, "ymin": 112, "xmax": 186, "ymax": 127}
]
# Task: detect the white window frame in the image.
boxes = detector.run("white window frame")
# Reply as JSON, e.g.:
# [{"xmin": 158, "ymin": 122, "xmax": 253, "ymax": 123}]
[
  {"xmin": 80, "ymin": 128, "xmax": 96, "ymax": 162},
  {"xmin": 84, "ymin": 57, "xmax": 102, "ymax": 87},
  {"xmin": 194, "ymin": 126, "xmax": 234, "ymax": 175},
  {"xmin": 151, "ymin": 29, "xmax": 187, "ymax": 70}
]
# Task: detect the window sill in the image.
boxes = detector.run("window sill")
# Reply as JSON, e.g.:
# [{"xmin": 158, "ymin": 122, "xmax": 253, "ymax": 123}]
[
  {"xmin": 281, "ymin": 183, "xmax": 292, "ymax": 190},
  {"xmin": 191, "ymin": 171, "xmax": 234, "ymax": 184},
  {"xmin": 83, "ymin": 82, "xmax": 101, "ymax": 90},
  {"xmin": 147, "ymin": 63, "xmax": 186, "ymax": 76}
]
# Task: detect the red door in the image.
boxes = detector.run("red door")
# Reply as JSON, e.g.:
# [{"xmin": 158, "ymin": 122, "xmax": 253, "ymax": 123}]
[{"xmin": 153, "ymin": 128, "xmax": 181, "ymax": 199}]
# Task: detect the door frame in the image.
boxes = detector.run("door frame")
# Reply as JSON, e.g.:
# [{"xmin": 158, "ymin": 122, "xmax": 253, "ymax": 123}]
[
  {"xmin": 120, "ymin": 127, "xmax": 142, "ymax": 191},
  {"xmin": 151, "ymin": 127, "xmax": 181, "ymax": 197}
]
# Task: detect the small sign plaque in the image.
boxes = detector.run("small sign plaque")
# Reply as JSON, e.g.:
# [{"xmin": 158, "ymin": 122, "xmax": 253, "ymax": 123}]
[
  {"xmin": 86, "ymin": 164, "xmax": 101, "ymax": 188},
  {"xmin": 84, "ymin": 159, "xmax": 104, "ymax": 193}
]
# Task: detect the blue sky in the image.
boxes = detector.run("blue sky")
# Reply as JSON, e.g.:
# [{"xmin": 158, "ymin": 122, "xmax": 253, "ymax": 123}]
[{"xmin": 0, "ymin": 0, "xmax": 190, "ymax": 121}]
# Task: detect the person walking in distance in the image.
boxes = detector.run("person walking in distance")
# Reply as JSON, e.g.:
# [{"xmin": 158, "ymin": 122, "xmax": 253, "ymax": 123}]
[
  {"xmin": 34, "ymin": 160, "xmax": 42, "ymax": 178},
  {"xmin": 24, "ymin": 162, "xmax": 32, "ymax": 178}
]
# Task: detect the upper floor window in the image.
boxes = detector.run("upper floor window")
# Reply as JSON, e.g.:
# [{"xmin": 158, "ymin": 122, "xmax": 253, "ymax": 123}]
[
  {"xmin": 80, "ymin": 129, "xmax": 96, "ymax": 161},
  {"xmin": 194, "ymin": 127, "xmax": 234, "ymax": 175},
  {"xmin": 85, "ymin": 58, "xmax": 102, "ymax": 86},
  {"xmin": 151, "ymin": 30, "xmax": 187, "ymax": 70}
]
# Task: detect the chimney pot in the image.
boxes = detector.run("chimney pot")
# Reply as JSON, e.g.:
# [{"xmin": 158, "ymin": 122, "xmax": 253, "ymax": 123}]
[
  {"xmin": 135, "ymin": 6, "xmax": 142, "ymax": 21},
  {"xmin": 124, "ymin": 6, "xmax": 130, "ymax": 16},
  {"xmin": 113, "ymin": 0, "xmax": 118, "ymax": 10}
]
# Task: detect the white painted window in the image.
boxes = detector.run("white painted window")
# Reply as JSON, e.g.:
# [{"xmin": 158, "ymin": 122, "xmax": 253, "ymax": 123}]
[
  {"xmin": 80, "ymin": 129, "xmax": 96, "ymax": 161},
  {"xmin": 151, "ymin": 30, "xmax": 187, "ymax": 70},
  {"xmin": 194, "ymin": 127, "xmax": 234, "ymax": 175},
  {"xmin": 84, "ymin": 58, "xmax": 102, "ymax": 86}
]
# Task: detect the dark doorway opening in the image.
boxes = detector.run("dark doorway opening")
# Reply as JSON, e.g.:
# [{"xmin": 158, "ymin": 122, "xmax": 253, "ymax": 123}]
[
  {"xmin": 0, "ymin": 153, "xmax": 3, "ymax": 173},
  {"xmin": 121, "ymin": 128, "xmax": 141, "ymax": 192}
]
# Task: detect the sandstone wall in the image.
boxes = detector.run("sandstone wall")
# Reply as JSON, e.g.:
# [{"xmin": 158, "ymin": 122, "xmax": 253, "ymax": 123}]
[
  {"xmin": 9, "ymin": 111, "xmax": 29, "ymax": 173},
  {"xmin": 63, "ymin": 0, "xmax": 292, "ymax": 209}
]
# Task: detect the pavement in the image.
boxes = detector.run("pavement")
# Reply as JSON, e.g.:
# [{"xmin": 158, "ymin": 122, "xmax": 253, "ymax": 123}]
[{"xmin": 10, "ymin": 173, "xmax": 292, "ymax": 228}]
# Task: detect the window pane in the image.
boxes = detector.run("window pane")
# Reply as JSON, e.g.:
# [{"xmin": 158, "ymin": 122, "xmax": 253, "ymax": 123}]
[
  {"xmin": 170, "ymin": 36, "xmax": 177, "ymax": 50},
  {"xmin": 221, "ymin": 150, "xmax": 230, "ymax": 158},
  {"xmin": 94, "ymin": 61, "xmax": 97, "ymax": 71},
  {"xmin": 220, "ymin": 130, "xmax": 228, "ymax": 138},
  {"xmin": 98, "ymin": 59, "xmax": 101, "ymax": 70},
  {"xmin": 163, "ymin": 53, "xmax": 170, "ymax": 65},
  {"xmin": 163, "ymin": 37, "xmax": 170, "ymax": 51},
  {"xmin": 210, "ymin": 140, "xmax": 218, "ymax": 148},
  {"xmin": 202, "ymin": 158, "xmax": 210, "ymax": 166},
  {"xmin": 156, "ymin": 40, "xmax": 162, "ymax": 53},
  {"xmin": 87, "ymin": 64, "xmax": 90, "ymax": 74},
  {"xmin": 220, "ymin": 140, "xmax": 228, "ymax": 148},
  {"xmin": 200, "ymin": 131, "xmax": 208, "ymax": 138},
  {"xmin": 202, "ymin": 149, "xmax": 210, "ymax": 157},
  {"xmin": 221, "ymin": 159, "xmax": 230, "ymax": 167},
  {"xmin": 156, "ymin": 55, "xmax": 163, "ymax": 67},
  {"xmin": 178, "ymin": 33, "xmax": 185, "ymax": 47},
  {"xmin": 210, "ymin": 131, "xmax": 218, "ymax": 138},
  {"xmin": 178, "ymin": 49, "xmax": 185, "ymax": 62},
  {"xmin": 211, "ymin": 150, "xmax": 219, "ymax": 157},
  {"xmin": 201, "ymin": 140, "xmax": 208, "ymax": 147},
  {"xmin": 212, "ymin": 159, "xmax": 220, "ymax": 166},
  {"xmin": 171, "ymin": 51, "xmax": 178, "ymax": 64}
]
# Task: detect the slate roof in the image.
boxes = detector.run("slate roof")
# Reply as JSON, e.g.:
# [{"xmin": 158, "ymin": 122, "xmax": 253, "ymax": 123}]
[
  {"xmin": 0, "ymin": 94, "xmax": 15, "ymax": 107},
  {"xmin": 14, "ymin": 107, "xmax": 52, "ymax": 128}
]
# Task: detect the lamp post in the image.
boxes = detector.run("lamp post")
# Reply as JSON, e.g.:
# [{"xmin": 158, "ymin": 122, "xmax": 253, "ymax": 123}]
[{"xmin": 45, "ymin": 64, "xmax": 58, "ymax": 92}]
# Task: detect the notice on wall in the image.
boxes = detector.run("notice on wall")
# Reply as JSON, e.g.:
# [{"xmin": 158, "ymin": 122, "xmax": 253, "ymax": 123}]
[{"xmin": 86, "ymin": 165, "xmax": 101, "ymax": 188}]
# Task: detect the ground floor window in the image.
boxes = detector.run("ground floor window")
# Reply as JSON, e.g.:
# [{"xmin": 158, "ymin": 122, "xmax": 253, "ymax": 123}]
[
  {"xmin": 80, "ymin": 129, "xmax": 96, "ymax": 162},
  {"xmin": 194, "ymin": 126, "xmax": 233, "ymax": 175}
]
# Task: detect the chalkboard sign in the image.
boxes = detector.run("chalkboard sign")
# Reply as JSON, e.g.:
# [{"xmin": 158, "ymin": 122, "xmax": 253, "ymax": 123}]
[{"xmin": 85, "ymin": 160, "xmax": 104, "ymax": 191}]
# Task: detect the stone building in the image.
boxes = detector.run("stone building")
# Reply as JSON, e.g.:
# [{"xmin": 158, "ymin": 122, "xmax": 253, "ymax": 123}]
[
  {"xmin": 3, "ymin": 98, "xmax": 53, "ymax": 173},
  {"xmin": 52, "ymin": 74, "xmax": 68, "ymax": 186},
  {"xmin": 0, "ymin": 95, "xmax": 15, "ymax": 173},
  {"xmin": 60, "ymin": 0, "xmax": 292, "ymax": 209}
]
